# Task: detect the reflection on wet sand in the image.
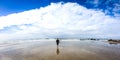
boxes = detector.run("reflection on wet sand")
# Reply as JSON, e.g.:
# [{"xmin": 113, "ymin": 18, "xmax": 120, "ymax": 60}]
[
  {"xmin": 0, "ymin": 40, "xmax": 120, "ymax": 60},
  {"xmin": 56, "ymin": 45, "xmax": 60, "ymax": 55}
]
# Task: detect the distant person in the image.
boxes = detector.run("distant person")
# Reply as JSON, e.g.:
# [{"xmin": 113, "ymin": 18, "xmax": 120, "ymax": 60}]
[
  {"xmin": 56, "ymin": 38, "xmax": 60, "ymax": 55},
  {"xmin": 56, "ymin": 38, "xmax": 60, "ymax": 46}
]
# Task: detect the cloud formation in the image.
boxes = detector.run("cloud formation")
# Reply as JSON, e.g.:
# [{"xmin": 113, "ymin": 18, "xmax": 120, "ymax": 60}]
[
  {"xmin": 85, "ymin": 0, "xmax": 120, "ymax": 17},
  {"xmin": 0, "ymin": 2, "xmax": 120, "ymax": 40}
]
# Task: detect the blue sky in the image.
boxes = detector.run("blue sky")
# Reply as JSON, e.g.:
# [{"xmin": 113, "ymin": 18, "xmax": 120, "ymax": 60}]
[
  {"xmin": 0, "ymin": 0, "xmax": 120, "ymax": 16},
  {"xmin": 0, "ymin": 0, "xmax": 120, "ymax": 40}
]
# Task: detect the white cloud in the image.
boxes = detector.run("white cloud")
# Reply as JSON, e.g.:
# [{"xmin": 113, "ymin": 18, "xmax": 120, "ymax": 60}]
[{"xmin": 0, "ymin": 2, "xmax": 120, "ymax": 40}]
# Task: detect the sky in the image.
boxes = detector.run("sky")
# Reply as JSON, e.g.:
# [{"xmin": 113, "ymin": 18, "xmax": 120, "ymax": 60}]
[{"xmin": 0, "ymin": 0, "xmax": 120, "ymax": 40}]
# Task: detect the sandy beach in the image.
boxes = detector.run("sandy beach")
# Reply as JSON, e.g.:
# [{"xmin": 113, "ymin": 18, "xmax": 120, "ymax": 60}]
[{"xmin": 0, "ymin": 39, "xmax": 120, "ymax": 60}]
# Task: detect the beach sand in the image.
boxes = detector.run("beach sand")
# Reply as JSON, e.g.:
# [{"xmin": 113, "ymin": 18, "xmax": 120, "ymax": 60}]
[{"xmin": 0, "ymin": 40, "xmax": 120, "ymax": 60}]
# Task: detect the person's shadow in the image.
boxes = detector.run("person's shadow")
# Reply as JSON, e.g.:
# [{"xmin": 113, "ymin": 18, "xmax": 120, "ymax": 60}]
[
  {"xmin": 56, "ymin": 45, "xmax": 60, "ymax": 55},
  {"xmin": 56, "ymin": 38, "xmax": 60, "ymax": 55}
]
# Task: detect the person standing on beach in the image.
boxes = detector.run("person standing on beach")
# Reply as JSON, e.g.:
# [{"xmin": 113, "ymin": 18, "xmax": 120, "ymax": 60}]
[
  {"xmin": 56, "ymin": 38, "xmax": 60, "ymax": 55},
  {"xmin": 56, "ymin": 38, "xmax": 60, "ymax": 46}
]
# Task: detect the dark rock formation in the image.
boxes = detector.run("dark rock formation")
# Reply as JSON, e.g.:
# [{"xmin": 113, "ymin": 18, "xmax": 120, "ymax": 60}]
[{"xmin": 108, "ymin": 39, "xmax": 120, "ymax": 44}]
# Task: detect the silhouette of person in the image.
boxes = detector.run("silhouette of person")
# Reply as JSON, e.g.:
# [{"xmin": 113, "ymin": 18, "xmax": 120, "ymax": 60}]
[
  {"xmin": 56, "ymin": 38, "xmax": 60, "ymax": 46},
  {"xmin": 56, "ymin": 38, "xmax": 60, "ymax": 55}
]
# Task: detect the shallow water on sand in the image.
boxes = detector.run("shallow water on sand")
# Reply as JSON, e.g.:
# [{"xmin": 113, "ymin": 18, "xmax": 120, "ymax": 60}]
[{"xmin": 0, "ymin": 40, "xmax": 120, "ymax": 60}]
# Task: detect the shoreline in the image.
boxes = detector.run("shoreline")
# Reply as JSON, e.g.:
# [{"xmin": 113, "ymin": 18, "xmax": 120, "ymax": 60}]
[{"xmin": 0, "ymin": 40, "xmax": 120, "ymax": 60}]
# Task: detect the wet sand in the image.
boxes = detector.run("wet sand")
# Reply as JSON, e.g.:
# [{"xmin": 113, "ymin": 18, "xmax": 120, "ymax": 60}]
[{"xmin": 0, "ymin": 40, "xmax": 120, "ymax": 60}]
